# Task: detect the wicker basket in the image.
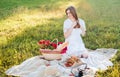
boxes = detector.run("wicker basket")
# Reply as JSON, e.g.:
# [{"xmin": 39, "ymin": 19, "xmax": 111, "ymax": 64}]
[
  {"xmin": 39, "ymin": 39, "xmax": 62, "ymax": 60},
  {"xmin": 40, "ymin": 49, "xmax": 62, "ymax": 60}
]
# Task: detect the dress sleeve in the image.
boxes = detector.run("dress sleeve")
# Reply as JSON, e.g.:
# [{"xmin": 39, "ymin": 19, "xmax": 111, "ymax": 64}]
[
  {"xmin": 63, "ymin": 20, "xmax": 70, "ymax": 33},
  {"xmin": 79, "ymin": 19, "xmax": 86, "ymax": 36},
  {"xmin": 80, "ymin": 19, "xmax": 86, "ymax": 32}
]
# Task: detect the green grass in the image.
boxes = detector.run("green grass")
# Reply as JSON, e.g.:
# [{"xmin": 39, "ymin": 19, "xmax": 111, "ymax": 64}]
[{"xmin": 0, "ymin": 0, "xmax": 120, "ymax": 77}]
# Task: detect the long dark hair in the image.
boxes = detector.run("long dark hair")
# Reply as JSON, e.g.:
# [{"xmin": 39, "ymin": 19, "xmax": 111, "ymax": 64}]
[{"xmin": 65, "ymin": 6, "xmax": 80, "ymax": 28}]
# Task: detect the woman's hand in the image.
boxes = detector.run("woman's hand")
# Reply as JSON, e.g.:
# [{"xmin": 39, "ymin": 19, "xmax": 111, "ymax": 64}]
[
  {"xmin": 72, "ymin": 21, "xmax": 77, "ymax": 28},
  {"xmin": 81, "ymin": 31, "xmax": 86, "ymax": 36}
]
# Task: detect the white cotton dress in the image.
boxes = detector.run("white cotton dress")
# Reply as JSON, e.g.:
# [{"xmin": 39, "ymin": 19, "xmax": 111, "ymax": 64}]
[
  {"xmin": 5, "ymin": 18, "xmax": 118, "ymax": 77},
  {"xmin": 63, "ymin": 18, "xmax": 88, "ymax": 56}
]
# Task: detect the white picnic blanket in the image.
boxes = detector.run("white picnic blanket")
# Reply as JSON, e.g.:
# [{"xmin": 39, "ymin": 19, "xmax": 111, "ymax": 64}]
[{"xmin": 5, "ymin": 48, "xmax": 118, "ymax": 77}]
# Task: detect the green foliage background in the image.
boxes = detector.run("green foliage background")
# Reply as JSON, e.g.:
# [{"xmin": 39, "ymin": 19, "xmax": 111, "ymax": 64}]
[{"xmin": 0, "ymin": 0, "xmax": 120, "ymax": 77}]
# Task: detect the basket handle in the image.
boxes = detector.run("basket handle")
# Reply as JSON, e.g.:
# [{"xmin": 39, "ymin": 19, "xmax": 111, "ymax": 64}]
[
  {"xmin": 50, "ymin": 38, "xmax": 59, "ymax": 47},
  {"xmin": 50, "ymin": 38, "xmax": 68, "ymax": 51}
]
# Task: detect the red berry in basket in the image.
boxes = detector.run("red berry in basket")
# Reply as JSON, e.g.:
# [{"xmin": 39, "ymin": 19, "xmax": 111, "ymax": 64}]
[
  {"xmin": 51, "ymin": 43, "xmax": 57, "ymax": 49},
  {"xmin": 44, "ymin": 40, "xmax": 50, "ymax": 46},
  {"xmin": 38, "ymin": 40, "xmax": 45, "ymax": 44},
  {"xmin": 58, "ymin": 42, "xmax": 63, "ymax": 45}
]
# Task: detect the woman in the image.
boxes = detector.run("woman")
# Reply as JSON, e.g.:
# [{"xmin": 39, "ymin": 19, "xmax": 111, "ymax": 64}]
[
  {"xmin": 63, "ymin": 6, "xmax": 118, "ymax": 71},
  {"xmin": 63, "ymin": 6, "xmax": 88, "ymax": 57}
]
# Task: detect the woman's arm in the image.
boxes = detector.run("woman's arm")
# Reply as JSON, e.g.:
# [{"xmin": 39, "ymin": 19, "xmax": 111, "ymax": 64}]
[
  {"xmin": 81, "ymin": 27, "xmax": 86, "ymax": 36},
  {"xmin": 64, "ymin": 26, "xmax": 73, "ymax": 38},
  {"xmin": 64, "ymin": 22, "xmax": 76, "ymax": 38}
]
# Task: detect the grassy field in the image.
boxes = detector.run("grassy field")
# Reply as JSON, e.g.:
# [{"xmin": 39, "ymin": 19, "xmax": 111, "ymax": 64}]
[{"xmin": 0, "ymin": 0, "xmax": 120, "ymax": 77}]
